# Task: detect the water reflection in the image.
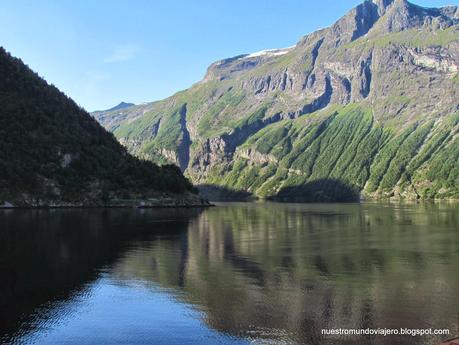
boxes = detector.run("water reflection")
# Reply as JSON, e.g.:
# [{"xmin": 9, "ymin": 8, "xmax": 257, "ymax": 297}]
[
  {"xmin": 1, "ymin": 203, "xmax": 459, "ymax": 345},
  {"xmin": 0, "ymin": 208, "xmax": 203, "ymax": 344}
]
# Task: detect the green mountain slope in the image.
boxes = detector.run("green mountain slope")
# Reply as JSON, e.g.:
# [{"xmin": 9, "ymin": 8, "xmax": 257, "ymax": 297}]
[
  {"xmin": 94, "ymin": 0, "xmax": 459, "ymax": 201},
  {"xmin": 0, "ymin": 48, "xmax": 200, "ymax": 207}
]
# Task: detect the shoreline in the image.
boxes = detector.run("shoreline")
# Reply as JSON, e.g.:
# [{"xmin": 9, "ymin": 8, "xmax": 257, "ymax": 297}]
[
  {"xmin": 0, "ymin": 202, "xmax": 214, "ymax": 210},
  {"xmin": 2, "ymin": 198, "xmax": 458, "ymax": 210},
  {"xmin": 0, "ymin": 192, "xmax": 214, "ymax": 209}
]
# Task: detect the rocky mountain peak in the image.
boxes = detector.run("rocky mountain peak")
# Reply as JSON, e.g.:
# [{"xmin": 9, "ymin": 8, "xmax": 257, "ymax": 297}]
[
  {"xmin": 374, "ymin": 0, "xmax": 459, "ymax": 32},
  {"xmin": 106, "ymin": 101, "xmax": 135, "ymax": 112},
  {"xmin": 329, "ymin": 0, "xmax": 382, "ymax": 43},
  {"xmin": 202, "ymin": 0, "xmax": 457, "ymax": 83},
  {"xmin": 325, "ymin": 0, "xmax": 458, "ymax": 47},
  {"xmin": 372, "ymin": 0, "xmax": 396, "ymax": 14}
]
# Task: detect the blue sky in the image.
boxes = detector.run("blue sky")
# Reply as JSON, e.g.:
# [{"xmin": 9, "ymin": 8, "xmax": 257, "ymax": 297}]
[{"xmin": 1, "ymin": 0, "xmax": 457, "ymax": 111}]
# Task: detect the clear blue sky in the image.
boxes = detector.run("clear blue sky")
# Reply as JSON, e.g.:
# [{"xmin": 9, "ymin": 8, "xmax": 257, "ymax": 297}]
[{"xmin": 1, "ymin": 0, "xmax": 456, "ymax": 111}]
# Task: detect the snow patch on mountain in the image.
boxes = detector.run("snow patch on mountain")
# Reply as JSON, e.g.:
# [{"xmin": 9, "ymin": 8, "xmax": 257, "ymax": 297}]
[{"xmin": 241, "ymin": 46, "xmax": 295, "ymax": 59}]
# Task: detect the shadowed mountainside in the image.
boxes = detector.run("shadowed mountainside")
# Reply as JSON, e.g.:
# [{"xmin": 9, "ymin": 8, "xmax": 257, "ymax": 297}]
[
  {"xmin": 197, "ymin": 184, "xmax": 254, "ymax": 201},
  {"xmin": 269, "ymin": 178, "xmax": 360, "ymax": 202},
  {"xmin": 0, "ymin": 48, "xmax": 202, "ymax": 207}
]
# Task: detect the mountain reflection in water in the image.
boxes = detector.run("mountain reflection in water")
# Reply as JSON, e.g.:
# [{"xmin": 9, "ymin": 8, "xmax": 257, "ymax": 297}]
[{"xmin": 1, "ymin": 202, "xmax": 459, "ymax": 345}]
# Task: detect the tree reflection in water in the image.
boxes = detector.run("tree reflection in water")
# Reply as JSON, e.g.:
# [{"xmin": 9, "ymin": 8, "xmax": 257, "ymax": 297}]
[{"xmin": 1, "ymin": 202, "xmax": 459, "ymax": 345}]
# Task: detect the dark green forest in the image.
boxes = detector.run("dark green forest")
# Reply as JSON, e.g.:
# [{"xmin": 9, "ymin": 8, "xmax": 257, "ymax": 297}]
[{"xmin": 0, "ymin": 48, "xmax": 195, "ymax": 206}]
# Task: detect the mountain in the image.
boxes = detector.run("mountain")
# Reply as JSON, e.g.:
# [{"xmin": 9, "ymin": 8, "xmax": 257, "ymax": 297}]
[
  {"xmin": 93, "ymin": 0, "xmax": 459, "ymax": 201},
  {"xmin": 91, "ymin": 102, "xmax": 136, "ymax": 132},
  {"xmin": 104, "ymin": 102, "xmax": 135, "ymax": 112},
  {"xmin": 0, "ymin": 48, "xmax": 205, "ymax": 207}
]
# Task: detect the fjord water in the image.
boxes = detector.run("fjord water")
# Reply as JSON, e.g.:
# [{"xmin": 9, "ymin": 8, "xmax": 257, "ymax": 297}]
[{"xmin": 1, "ymin": 203, "xmax": 459, "ymax": 345}]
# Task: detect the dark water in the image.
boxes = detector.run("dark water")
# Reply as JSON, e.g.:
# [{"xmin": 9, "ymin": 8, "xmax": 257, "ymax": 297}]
[{"xmin": 1, "ymin": 202, "xmax": 459, "ymax": 345}]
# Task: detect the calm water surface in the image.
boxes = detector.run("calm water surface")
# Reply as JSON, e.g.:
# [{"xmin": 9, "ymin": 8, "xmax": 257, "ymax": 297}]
[{"xmin": 1, "ymin": 202, "xmax": 459, "ymax": 345}]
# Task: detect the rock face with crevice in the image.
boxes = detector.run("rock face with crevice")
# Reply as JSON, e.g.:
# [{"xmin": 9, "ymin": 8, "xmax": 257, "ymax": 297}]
[{"xmin": 93, "ymin": 0, "xmax": 459, "ymax": 201}]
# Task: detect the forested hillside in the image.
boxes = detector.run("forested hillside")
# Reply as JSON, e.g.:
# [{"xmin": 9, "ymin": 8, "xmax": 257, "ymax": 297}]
[{"xmin": 0, "ymin": 48, "xmax": 199, "ymax": 207}]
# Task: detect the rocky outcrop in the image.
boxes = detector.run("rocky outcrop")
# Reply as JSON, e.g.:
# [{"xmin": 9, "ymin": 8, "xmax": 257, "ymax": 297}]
[
  {"xmin": 236, "ymin": 148, "xmax": 277, "ymax": 165},
  {"xmin": 408, "ymin": 47, "xmax": 458, "ymax": 73},
  {"xmin": 176, "ymin": 104, "xmax": 192, "ymax": 171}
]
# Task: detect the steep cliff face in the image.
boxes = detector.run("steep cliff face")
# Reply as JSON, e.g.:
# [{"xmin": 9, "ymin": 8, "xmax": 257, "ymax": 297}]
[{"xmin": 94, "ymin": 0, "xmax": 459, "ymax": 201}]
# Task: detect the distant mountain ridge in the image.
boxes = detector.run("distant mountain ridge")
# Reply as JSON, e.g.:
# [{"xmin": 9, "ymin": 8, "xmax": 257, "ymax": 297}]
[
  {"xmin": 93, "ymin": 0, "xmax": 459, "ymax": 201},
  {"xmin": 91, "ymin": 101, "xmax": 149, "ymax": 133},
  {"xmin": 104, "ymin": 102, "xmax": 135, "ymax": 112},
  {"xmin": 0, "ymin": 48, "xmax": 201, "ymax": 207}
]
